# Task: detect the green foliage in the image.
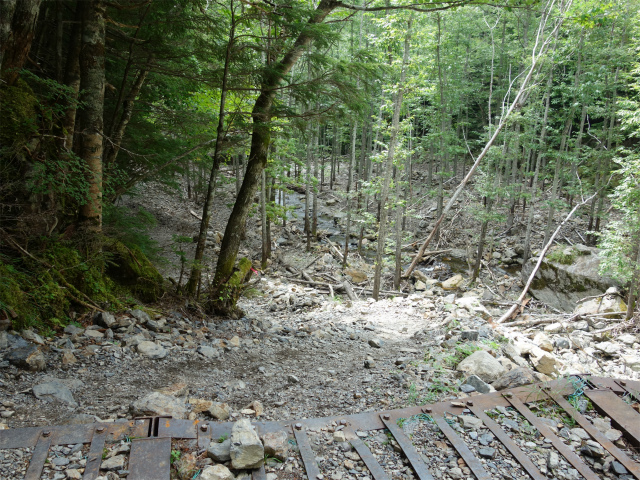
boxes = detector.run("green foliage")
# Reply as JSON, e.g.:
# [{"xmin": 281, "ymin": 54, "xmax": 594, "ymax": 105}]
[
  {"xmin": 103, "ymin": 205, "xmax": 161, "ymax": 262},
  {"xmin": 170, "ymin": 449, "xmax": 181, "ymax": 465},
  {"xmin": 0, "ymin": 235, "xmax": 164, "ymax": 331},
  {"xmin": 444, "ymin": 343, "xmax": 482, "ymax": 368},
  {"xmin": 598, "ymin": 43, "xmax": 640, "ymax": 286},
  {"xmin": 547, "ymin": 246, "xmax": 577, "ymax": 265},
  {"xmin": 0, "ymin": 79, "xmax": 39, "ymax": 151}
]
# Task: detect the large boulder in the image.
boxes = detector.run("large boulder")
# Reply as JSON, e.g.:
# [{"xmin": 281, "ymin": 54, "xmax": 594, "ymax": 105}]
[
  {"xmin": 456, "ymin": 351, "xmax": 507, "ymax": 383},
  {"xmin": 523, "ymin": 245, "xmax": 619, "ymax": 311},
  {"xmin": 103, "ymin": 239, "xmax": 164, "ymax": 302}
]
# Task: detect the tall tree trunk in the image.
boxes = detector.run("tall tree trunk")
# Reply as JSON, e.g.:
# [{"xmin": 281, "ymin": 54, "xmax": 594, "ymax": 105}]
[
  {"xmin": 522, "ymin": 73, "xmax": 554, "ymax": 266},
  {"xmin": 344, "ymin": 122, "xmax": 357, "ymax": 266},
  {"xmin": 212, "ymin": 0, "xmax": 337, "ymax": 309},
  {"xmin": 261, "ymin": 170, "xmax": 268, "ymax": 269},
  {"xmin": 61, "ymin": 2, "xmax": 82, "ymax": 151},
  {"xmin": 0, "ymin": 0, "xmax": 41, "ymax": 87},
  {"xmin": 103, "ymin": 62, "xmax": 150, "ymax": 168},
  {"xmin": 393, "ymin": 161, "xmax": 403, "ymax": 289},
  {"xmin": 77, "ymin": 0, "xmax": 106, "ymax": 233},
  {"xmin": 373, "ymin": 18, "xmax": 411, "ymax": 300},
  {"xmin": 185, "ymin": 4, "xmax": 235, "ymax": 296},
  {"xmin": 305, "ymin": 122, "xmax": 312, "ymax": 251},
  {"xmin": 312, "ymin": 124, "xmax": 319, "ymax": 238},
  {"xmin": 0, "ymin": 1, "xmax": 17, "ymax": 70}
]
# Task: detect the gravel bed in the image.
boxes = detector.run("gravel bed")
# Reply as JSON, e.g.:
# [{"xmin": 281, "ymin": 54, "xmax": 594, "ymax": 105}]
[
  {"xmin": 0, "ymin": 447, "xmax": 32, "ymax": 479},
  {"xmin": 399, "ymin": 414, "xmax": 467, "ymax": 480},
  {"xmin": 39, "ymin": 443, "xmax": 89, "ymax": 479},
  {"xmin": 486, "ymin": 405, "xmax": 584, "ymax": 479},
  {"xmin": 448, "ymin": 411, "xmax": 532, "ymax": 479}
]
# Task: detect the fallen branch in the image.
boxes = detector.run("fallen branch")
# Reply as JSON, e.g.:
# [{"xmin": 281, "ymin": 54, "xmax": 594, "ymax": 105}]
[
  {"xmin": 497, "ymin": 190, "xmax": 599, "ymax": 324},
  {"xmin": 326, "ymin": 238, "xmax": 344, "ymax": 263}
]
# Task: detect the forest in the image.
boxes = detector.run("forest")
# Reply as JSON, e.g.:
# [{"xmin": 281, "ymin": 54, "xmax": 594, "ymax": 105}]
[{"xmin": 1, "ymin": 0, "xmax": 639, "ymax": 329}]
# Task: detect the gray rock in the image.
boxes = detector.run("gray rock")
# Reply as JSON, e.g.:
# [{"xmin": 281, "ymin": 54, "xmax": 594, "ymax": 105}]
[
  {"xmin": 208, "ymin": 402, "xmax": 231, "ymax": 420},
  {"xmin": 594, "ymin": 342, "xmax": 619, "ymax": 356},
  {"xmin": 263, "ymin": 430, "xmax": 289, "ymax": 461},
  {"xmin": 197, "ymin": 345, "xmax": 220, "ymax": 359},
  {"xmin": 33, "ymin": 380, "xmax": 77, "ymax": 407},
  {"xmin": 146, "ymin": 319, "xmax": 164, "ymax": 332},
  {"xmin": 581, "ymin": 440, "xmax": 605, "ymax": 458},
  {"xmin": 478, "ymin": 447, "xmax": 495, "ymax": 458},
  {"xmin": 94, "ymin": 312, "xmax": 116, "ymax": 329},
  {"xmin": 101, "ymin": 455, "xmax": 126, "ymax": 471},
  {"xmin": 448, "ymin": 467, "xmax": 463, "ymax": 479},
  {"xmin": 548, "ymin": 451, "xmax": 560, "ymax": 470},
  {"xmin": 230, "ymin": 418, "xmax": 264, "ymax": 469},
  {"xmin": 575, "ymin": 296, "xmax": 626, "ymax": 318},
  {"xmin": 6, "ymin": 333, "xmax": 30, "ymax": 349},
  {"xmin": 553, "ymin": 337, "xmax": 571, "ymax": 349},
  {"xmin": 0, "ymin": 331, "xmax": 8, "ymax": 349},
  {"xmin": 200, "ymin": 465, "xmax": 235, "ymax": 480},
  {"xmin": 458, "ymin": 415, "xmax": 483, "ymax": 429},
  {"xmin": 456, "ymin": 351, "xmax": 507, "ymax": 383},
  {"xmin": 6, "ymin": 345, "xmax": 46, "ymax": 371},
  {"xmin": 491, "ymin": 367, "xmax": 538, "ymax": 391},
  {"xmin": 460, "ymin": 330, "xmax": 479, "ymax": 341},
  {"xmin": 130, "ymin": 392, "xmax": 187, "ymax": 419},
  {"xmin": 207, "ymin": 438, "xmax": 231, "ymax": 462},
  {"xmin": 62, "ymin": 414, "xmax": 99, "ymax": 425},
  {"xmin": 84, "ymin": 330, "xmax": 104, "ymax": 340},
  {"xmin": 21, "ymin": 330, "xmax": 45, "ymax": 345},
  {"xmin": 130, "ymin": 309, "xmax": 151, "ymax": 324},
  {"xmin": 368, "ymin": 338, "xmax": 382, "ymax": 348},
  {"xmin": 463, "ymin": 375, "xmax": 492, "ymax": 394},
  {"xmin": 523, "ymin": 246, "xmax": 620, "ymax": 311},
  {"xmin": 459, "ymin": 384, "xmax": 476, "ymax": 393},
  {"xmin": 64, "ymin": 324, "xmax": 84, "ymax": 335},
  {"xmin": 611, "ymin": 461, "xmax": 628, "ymax": 475},
  {"xmin": 287, "ymin": 374, "xmax": 300, "ymax": 384},
  {"xmin": 478, "ymin": 433, "xmax": 494, "ymax": 446},
  {"xmin": 137, "ymin": 341, "xmax": 167, "ymax": 359}
]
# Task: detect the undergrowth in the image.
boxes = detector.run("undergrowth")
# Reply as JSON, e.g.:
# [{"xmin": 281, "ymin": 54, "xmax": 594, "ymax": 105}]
[{"xmin": 0, "ymin": 234, "xmax": 163, "ymax": 332}]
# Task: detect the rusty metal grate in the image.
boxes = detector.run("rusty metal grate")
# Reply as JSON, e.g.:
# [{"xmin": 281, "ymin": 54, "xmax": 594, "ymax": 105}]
[{"xmin": 1, "ymin": 375, "xmax": 639, "ymax": 480}]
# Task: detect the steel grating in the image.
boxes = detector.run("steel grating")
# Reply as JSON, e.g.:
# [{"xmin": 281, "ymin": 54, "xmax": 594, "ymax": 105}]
[{"xmin": 1, "ymin": 376, "xmax": 639, "ymax": 479}]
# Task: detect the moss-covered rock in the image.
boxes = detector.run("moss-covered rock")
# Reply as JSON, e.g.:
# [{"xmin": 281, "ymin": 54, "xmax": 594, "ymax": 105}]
[
  {"xmin": 0, "ymin": 262, "xmax": 35, "ymax": 329},
  {"xmin": 104, "ymin": 238, "xmax": 164, "ymax": 302},
  {"xmin": 0, "ymin": 79, "xmax": 39, "ymax": 151}
]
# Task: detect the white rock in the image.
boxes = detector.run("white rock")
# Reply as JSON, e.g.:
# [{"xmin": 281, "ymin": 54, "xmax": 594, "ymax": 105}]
[
  {"xmin": 529, "ymin": 346, "xmax": 560, "ymax": 376},
  {"xmin": 456, "ymin": 351, "xmax": 507, "ymax": 383},
  {"xmin": 200, "ymin": 464, "xmax": 235, "ymax": 480},
  {"xmin": 441, "ymin": 274, "xmax": 464, "ymax": 290},
  {"xmin": 130, "ymin": 392, "xmax": 187, "ymax": 419}
]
